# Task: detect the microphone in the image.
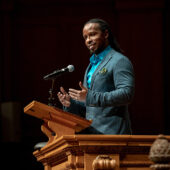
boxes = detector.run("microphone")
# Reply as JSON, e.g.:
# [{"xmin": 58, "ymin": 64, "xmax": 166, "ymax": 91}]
[{"xmin": 43, "ymin": 65, "xmax": 74, "ymax": 80}]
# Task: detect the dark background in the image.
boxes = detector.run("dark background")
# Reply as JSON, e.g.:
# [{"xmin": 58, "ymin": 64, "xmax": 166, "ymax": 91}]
[{"xmin": 0, "ymin": 0, "xmax": 169, "ymax": 169}]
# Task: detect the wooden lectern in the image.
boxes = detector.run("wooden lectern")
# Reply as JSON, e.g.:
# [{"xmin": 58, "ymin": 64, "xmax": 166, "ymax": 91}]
[
  {"xmin": 24, "ymin": 101, "xmax": 170, "ymax": 170},
  {"xmin": 24, "ymin": 100, "xmax": 92, "ymax": 144}
]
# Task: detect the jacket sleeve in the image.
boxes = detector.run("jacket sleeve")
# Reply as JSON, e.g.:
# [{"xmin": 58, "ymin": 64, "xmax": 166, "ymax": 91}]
[
  {"xmin": 86, "ymin": 57, "xmax": 135, "ymax": 107},
  {"xmin": 63, "ymin": 99, "xmax": 86, "ymax": 118}
]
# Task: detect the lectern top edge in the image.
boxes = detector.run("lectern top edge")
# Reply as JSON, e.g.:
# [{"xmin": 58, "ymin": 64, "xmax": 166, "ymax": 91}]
[{"xmin": 24, "ymin": 100, "xmax": 91, "ymax": 126}]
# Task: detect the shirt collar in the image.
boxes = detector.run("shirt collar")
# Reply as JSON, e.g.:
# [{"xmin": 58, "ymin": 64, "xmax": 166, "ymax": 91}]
[{"xmin": 90, "ymin": 45, "xmax": 112, "ymax": 65}]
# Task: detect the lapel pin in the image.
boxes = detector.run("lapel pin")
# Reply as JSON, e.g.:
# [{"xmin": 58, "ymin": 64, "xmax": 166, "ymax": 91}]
[{"xmin": 99, "ymin": 68, "xmax": 107, "ymax": 74}]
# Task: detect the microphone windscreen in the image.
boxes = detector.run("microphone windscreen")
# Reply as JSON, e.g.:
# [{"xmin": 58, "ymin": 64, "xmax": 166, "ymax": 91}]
[{"xmin": 67, "ymin": 65, "xmax": 74, "ymax": 72}]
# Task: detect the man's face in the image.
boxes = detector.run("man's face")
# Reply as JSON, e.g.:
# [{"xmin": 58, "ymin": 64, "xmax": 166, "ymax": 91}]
[{"xmin": 83, "ymin": 23, "xmax": 109, "ymax": 54}]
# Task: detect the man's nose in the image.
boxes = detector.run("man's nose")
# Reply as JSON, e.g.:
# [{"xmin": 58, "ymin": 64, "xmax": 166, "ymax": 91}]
[{"xmin": 86, "ymin": 37, "xmax": 92, "ymax": 44}]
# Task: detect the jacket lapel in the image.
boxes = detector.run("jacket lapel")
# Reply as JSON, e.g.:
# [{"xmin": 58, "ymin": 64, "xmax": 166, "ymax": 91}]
[
  {"xmin": 83, "ymin": 64, "xmax": 91, "ymax": 88},
  {"xmin": 90, "ymin": 49, "xmax": 116, "ymax": 89}
]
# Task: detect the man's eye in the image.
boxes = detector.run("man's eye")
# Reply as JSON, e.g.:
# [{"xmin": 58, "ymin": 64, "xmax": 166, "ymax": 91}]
[{"xmin": 90, "ymin": 33, "xmax": 96, "ymax": 36}]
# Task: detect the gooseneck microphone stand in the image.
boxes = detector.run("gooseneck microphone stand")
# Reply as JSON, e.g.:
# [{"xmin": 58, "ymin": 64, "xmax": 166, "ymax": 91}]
[
  {"xmin": 44, "ymin": 65, "xmax": 74, "ymax": 107},
  {"xmin": 48, "ymin": 79, "xmax": 56, "ymax": 107}
]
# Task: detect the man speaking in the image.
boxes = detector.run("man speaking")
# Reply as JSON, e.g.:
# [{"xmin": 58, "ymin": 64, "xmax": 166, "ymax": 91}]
[{"xmin": 57, "ymin": 18, "xmax": 135, "ymax": 135}]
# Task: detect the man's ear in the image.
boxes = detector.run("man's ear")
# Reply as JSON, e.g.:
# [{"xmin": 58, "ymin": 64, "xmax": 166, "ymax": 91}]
[{"xmin": 104, "ymin": 29, "xmax": 109, "ymax": 39}]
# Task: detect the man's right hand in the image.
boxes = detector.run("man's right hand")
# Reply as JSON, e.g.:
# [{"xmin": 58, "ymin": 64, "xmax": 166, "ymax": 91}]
[{"xmin": 57, "ymin": 87, "xmax": 71, "ymax": 107}]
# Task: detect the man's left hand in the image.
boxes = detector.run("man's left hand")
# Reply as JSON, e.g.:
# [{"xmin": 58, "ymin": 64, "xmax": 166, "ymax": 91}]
[{"xmin": 69, "ymin": 81, "xmax": 88, "ymax": 102}]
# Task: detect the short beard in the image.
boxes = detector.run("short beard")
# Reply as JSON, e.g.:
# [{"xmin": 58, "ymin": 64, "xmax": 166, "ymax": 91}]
[
  {"xmin": 89, "ymin": 48, "xmax": 103, "ymax": 55},
  {"xmin": 89, "ymin": 49, "xmax": 94, "ymax": 55}
]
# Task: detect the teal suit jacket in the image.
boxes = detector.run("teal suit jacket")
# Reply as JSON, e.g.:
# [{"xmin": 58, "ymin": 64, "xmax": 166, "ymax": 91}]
[{"xmin": 64, "ymin": 48, "xmax": 135, "ymax": 134}]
